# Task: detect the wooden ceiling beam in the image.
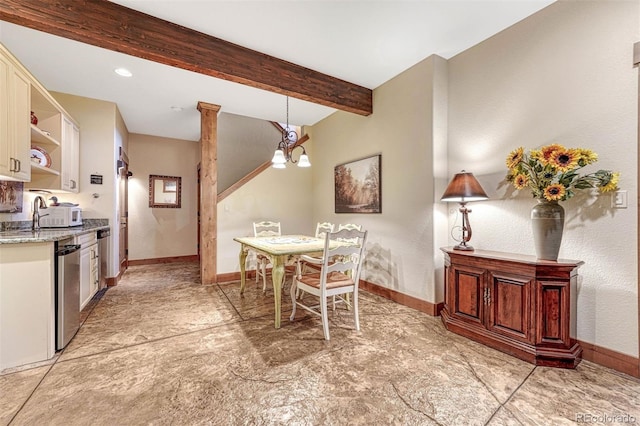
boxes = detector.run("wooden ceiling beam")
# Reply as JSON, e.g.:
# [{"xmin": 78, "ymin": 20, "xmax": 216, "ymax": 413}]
[{"xmin": 0, "ymin": 0, "xmax": 373, "ymax": 116}]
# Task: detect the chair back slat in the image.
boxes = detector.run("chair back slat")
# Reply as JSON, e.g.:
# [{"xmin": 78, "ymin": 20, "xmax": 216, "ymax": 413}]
[
  {"xmin": 253, "ymin": 221, "xmax": 281, "ymax": 237},
  {"xmin": 337, "ymin": 223, "xmax": 362, "ymax": 244},
  {"xmin": 321, "ymin": 228, "xmax": 367, "ymax": 286},
  {"xmin": 315, "ymin": 222, "xmax": 335, "ymax": 239}
]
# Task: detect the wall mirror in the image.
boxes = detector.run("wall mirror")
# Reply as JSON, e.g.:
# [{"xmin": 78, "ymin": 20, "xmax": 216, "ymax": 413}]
[{"xmin": 149, "ymin": 175, "xmax": 181, "ymax": 208}]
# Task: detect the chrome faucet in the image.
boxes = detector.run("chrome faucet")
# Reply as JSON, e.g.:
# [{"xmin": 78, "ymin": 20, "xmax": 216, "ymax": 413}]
[{"xmin": 32, "ymin": 196, "xmax": 49, "ymax": 231}]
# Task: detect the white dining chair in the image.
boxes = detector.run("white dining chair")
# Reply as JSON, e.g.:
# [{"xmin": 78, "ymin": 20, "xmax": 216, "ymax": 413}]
[
  {"xmin": 289, "ymin": 228, "xmax": 368, "ymax": 340},
  {"xmin": 252, "ymin": 221, "xmax": 281, "ymax": 292},
  {"xmin": 295, "ymin": 222, "xmax": 335, "ymax": 299}
]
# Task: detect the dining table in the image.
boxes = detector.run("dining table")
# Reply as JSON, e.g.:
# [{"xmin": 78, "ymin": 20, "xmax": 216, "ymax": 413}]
[{"xmin": 234, "ymin": 234, "xmax": 330, "ymax": 329}]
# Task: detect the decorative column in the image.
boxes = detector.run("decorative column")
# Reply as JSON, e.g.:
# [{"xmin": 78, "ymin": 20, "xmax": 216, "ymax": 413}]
[{"xmin": 197, "ymin": 101, "xmax": 221, "ymax": 284}]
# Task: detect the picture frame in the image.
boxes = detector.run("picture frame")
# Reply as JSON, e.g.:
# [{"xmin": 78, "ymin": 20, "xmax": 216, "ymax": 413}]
[
  {"xmin": 0, "ymin": 181, "xmax": 24, "ymax": 213},
  {"xmin": 335, "ymin": 154, "xmax": 381, "ymax": 213}
]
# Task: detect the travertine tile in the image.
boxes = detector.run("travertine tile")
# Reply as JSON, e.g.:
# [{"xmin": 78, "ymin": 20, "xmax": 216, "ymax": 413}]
[
  {"xmin": 504, "ymin": 361, "xmax": 640, "ymax": 424},
  {"xmin": 61, "ymin": 264, "xmax": 241, "ymax": 361},
  {"xmin": 4, "ymin": 263, "xmax": 639, "ymax": 425},
  {"xmin": 0, "ymin": 366, "xmax": 50, "ymax": 426}
]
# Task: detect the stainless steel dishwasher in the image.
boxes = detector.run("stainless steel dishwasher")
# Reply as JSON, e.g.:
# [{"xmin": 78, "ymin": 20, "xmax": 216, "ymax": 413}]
[
  {"xmin": 97, "ymin": 228, "xmax": 110, "ymax": 289},
  {"xmin": 56, "ymin": 238, "xmax": 81, "ymax": 350}
]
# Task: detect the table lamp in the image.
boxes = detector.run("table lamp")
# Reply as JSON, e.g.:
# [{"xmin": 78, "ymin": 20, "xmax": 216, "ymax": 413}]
[{"xmin": 441, "ymin": 170, "xmax": 489, "ymax": 251}]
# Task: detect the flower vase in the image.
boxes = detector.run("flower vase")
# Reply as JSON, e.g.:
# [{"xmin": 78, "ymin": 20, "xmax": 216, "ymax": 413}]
[{"xmin": 531, "ymin": 200, "xmax": 564, "ymax": 261}]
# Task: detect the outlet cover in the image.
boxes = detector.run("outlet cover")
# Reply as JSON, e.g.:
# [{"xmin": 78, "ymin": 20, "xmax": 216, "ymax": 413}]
[{"xmin": 612, "ymin": 190, "xmax": 627, "ymax": 208}]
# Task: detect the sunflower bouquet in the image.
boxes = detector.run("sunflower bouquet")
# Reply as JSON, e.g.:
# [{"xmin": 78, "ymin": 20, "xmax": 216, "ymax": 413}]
[{"xmin": 506, "ymin": 144, "xmax": 619, "ymax": 202}]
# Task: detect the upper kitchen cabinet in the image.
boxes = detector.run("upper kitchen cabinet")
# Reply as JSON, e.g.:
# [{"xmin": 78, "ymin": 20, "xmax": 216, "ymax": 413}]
[
  {"xmin": 0, "ymin": 43, "xmax": 79, "ymax": 192},
  {"xmin": 61, "ymin": 115, "xmax": 80, "ymax": 192},
  {"xmin": 0, "ymin": 45, "xmax": 31, "ymax": 182},
  {"xmin": 26, "ymin": 78, "xmax": 80, "ymax": 193}
]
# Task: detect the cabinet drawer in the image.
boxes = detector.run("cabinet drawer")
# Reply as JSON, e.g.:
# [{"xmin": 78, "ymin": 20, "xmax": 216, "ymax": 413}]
[{"xmin": 75, "ymin": 232, "xmax": 97, "ymax": 247}]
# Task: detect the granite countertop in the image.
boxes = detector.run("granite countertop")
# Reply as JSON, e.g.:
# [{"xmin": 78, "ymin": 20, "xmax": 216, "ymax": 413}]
[{"xmin": 0, "ymin": 219, "xmax": 110, "ymax": 244}]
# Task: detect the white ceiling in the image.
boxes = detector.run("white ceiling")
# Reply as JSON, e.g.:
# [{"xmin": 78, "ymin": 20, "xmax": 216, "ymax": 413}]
[{"xmin": 0, "ymin": 1, "xmax": 553, "ymax": 142}]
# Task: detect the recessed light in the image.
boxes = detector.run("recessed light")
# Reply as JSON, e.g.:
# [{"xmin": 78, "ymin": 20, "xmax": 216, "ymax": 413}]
[
  {"xmin": 170, "ymin": 106, "xmax": 183, "ymax": 112},
  {"xmin": 114, "ymin": 68, "xmax": 133, "ymax": 77}
]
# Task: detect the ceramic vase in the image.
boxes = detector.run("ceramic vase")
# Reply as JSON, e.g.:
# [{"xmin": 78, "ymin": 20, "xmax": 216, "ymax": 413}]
[{"xmin": 531, "ymin": 199, "xmax": 564, "ymax": 261}]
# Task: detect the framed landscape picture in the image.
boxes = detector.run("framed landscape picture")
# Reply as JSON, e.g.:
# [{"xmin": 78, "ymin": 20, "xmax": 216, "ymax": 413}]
[{"xmin": 335, "ymin": 154, "xmax": 381, "ymax": 213}]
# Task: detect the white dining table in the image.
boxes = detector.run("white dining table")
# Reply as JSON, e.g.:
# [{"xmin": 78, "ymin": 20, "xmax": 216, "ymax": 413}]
[{"xmin": 234, "ymin": 234, "xmax": 331, "ymax": 329}]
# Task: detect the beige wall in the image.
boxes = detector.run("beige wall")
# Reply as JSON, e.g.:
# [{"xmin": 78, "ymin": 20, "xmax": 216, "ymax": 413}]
[
  {"xmin": 217, "ymin": 142, "xmax": 314, "ymax": 274},
  {"xmin": 128, "ymin": 134, "xmax": 199, "ymax": 261},
  {"xmin": 448, "ymin": 1, "xmax": 639, "ymax": 356},
  {"xmin": 218, "ymin": 112, "xmax": 281, "ymax": 193},
  {"xmin": 47, "ymin": 93, "xmax": 124, "ymax": 278},
  {"xmin": 308, "ymin": 56, "xmax": 444, "ymax": 301}
]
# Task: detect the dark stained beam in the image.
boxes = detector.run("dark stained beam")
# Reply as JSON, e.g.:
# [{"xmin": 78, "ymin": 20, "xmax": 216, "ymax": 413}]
[{"xmin": 0, "ymin": 0, "xmax": 373, "ymax": 116}]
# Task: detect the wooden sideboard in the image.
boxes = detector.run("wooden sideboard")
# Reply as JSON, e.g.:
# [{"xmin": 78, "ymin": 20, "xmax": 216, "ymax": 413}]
[{"xmin": 441, "ymin": 248, "xmax": 583, "ymax": 368}]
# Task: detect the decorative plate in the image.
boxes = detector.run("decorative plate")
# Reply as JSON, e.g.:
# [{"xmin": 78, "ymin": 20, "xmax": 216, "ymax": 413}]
[{"xmin": 30, "ymin": 146, "xmax": 51, "ymax": 168}]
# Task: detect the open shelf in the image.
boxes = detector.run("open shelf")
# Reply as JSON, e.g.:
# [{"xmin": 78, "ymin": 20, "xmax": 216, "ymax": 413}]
[
  {"xmin": 31, "ymin": 162, "xmax": 60, "ymax": 176},
  {"xmin": 31, "ymin": 124, "xmax": 60, "ymax": 147}
]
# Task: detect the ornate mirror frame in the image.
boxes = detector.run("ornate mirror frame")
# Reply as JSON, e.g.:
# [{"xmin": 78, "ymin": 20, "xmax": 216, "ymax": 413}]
[{"xmin": 149, "ymin": 175, "xmax": 182, "ymax": 208}]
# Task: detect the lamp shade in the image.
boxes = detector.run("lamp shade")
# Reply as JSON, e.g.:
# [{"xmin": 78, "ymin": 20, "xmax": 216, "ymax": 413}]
[
  {"xmin": 297, "ymin": 153, "xmax": 311, "ymax": 168},
  {"xmin": 441, "ymin": 171, "xmax": 489, "ymax": 202},
  {"xmin": 271, "ymin": 149, "xmax": 286, "ymax": 165}
]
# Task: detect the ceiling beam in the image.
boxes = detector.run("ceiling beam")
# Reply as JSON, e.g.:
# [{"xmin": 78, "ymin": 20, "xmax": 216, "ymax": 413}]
[{"xmin": 0, "ymin": 0, "xmax": 373, "ymax": 116}]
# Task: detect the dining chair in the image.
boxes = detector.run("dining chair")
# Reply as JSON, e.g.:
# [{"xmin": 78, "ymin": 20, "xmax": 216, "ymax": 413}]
[
  {"xmin": 315, "ymin": 222, "xmax": 335, "ymax": 239},
  {"xmin": 294, "ymin": 222, "xmax": 335, "ymax": 299},
  {"xmin": 252, "ymin": 221, "xmax": 281, "ymax": 292},
  {"xmin": 289, "ymin": 228, "xmax": 368, "ymax": 340}
]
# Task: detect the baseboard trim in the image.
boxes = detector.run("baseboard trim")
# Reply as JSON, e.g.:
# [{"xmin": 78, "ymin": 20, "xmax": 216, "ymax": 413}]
[
  {"xmin": 106, "ymin": 276, "xmax": 119, "ymax": 287},
  {"xmin": 217, "ymin": 270, "xmax": 256, "ymax": 283},
  {"xmin": 359, "ymin": 279, "xmax": 444, "ymax": 317},
  {"xmin": 128, "ymin": 255, "xmax": 199, "ymax": 266},
  {"xmin": 578, "ymin": 339, "xmax": 639, "ymax": 378}
]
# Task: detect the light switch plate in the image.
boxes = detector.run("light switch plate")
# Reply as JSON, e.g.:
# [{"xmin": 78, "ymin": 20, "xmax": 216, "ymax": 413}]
[{"xmin": 612, "ymin": 190, "xmax": 627, "ymax": 208}]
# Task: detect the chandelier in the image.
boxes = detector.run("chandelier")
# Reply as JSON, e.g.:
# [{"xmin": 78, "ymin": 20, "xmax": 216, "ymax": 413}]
[{"xmin": 271, "ymin": 97, "xmax": 310, "ymax": 169}]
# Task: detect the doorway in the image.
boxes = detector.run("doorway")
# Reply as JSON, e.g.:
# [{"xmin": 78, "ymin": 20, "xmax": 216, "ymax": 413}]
[{"xmin": 118, "ymin": 147, "xmax": 130, "ymax": 276}]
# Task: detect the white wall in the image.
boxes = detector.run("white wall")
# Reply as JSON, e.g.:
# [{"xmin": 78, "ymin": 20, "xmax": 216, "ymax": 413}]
[
  {"xmin": 447, "ymin": 1, "xmax": 638, "ymax": 356},
  {"xmin": 128, "ymin": 133, "xmax": 199, "ymax": 261},
  {"xmin": 217, "ymin": 143, "xmax": 314, "ymax": 274}
]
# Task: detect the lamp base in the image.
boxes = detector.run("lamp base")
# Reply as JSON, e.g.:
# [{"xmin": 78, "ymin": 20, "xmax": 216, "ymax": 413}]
[{"xmin": 453, "ymin": 243, "xmax": 474, "ymax": 251}]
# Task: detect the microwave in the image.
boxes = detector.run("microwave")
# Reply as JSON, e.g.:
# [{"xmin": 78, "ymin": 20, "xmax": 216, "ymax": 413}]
[{"xmin": 40, "ymin": 206, "xmax": 83, "ymax": 228}]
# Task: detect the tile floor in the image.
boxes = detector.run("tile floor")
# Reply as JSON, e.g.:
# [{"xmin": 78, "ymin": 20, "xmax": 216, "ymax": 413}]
[{"xmin": 1, "ymin": 262, "xmax": 639, "ymax": 425}]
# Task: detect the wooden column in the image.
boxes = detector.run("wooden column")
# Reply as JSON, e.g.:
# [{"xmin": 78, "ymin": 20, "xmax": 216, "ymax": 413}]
[{"xmin": 198, "ymin": 102, "xmax": 221, "ymax": 284}]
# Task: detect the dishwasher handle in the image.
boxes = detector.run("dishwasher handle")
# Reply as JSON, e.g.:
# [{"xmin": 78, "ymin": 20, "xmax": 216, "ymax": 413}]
[{"xmin": 57, "ymin": 244, "xmax": 81, "ymax": 256}]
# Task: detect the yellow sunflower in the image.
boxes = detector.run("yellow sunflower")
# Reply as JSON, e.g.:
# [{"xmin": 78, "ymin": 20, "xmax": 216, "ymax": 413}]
[
  {"xmin": 543, "ymin": 184, "xmax": 566, "ymax": 201},
  {"xmin": 513, "ymin": 174, "xmax": 529, "ymax": 189},
  {"xmin": 539, "ymin": 144, "xmax": 565, "ymax": 166},
  {"xmin": 599, "ymin": 172, "xmax": 619, "ymax": 193},
  {"xmin": 549, "ymin": 148, "xmax": 579, "ymax": 172},
  {"xmin": 577, "ymin": 148, "xmax": 598, "ymax": 165},
  {"xmin": 506, "ymin": 147, "xmax": 524, "ymax": 169}
]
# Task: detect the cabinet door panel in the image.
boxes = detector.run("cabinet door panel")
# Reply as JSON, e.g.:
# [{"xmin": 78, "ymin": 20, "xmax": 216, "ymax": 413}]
[
  {"xmin": 452, "ymin": 265, "xmax": 484, "ymax": 324},
  {"xmin": 0, "ymin": 55, "xmax": 10, "ymax": 176},
  {"xmin": 487, "ymin": 272, "xmax": 533, "ymax": 343},
  {"xmin": 536, "ymin": 280, "xmax": 569, "ymax": 345},
  {"xmin": 12, "ymin": 67, "xmax": 30, "ymax": 181},
  {"xmin": 79, "ymin": 247, "xmax": 91, "ymax": 309}
]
